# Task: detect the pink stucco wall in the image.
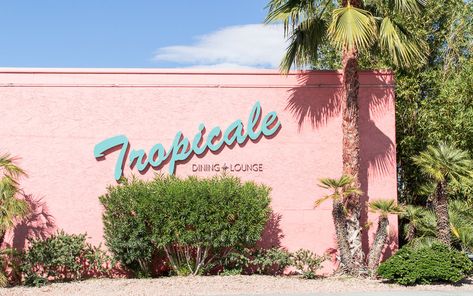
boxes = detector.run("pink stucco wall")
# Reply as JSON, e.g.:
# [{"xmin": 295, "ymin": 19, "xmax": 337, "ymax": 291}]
[{"xmin": 0, "ymin": 68, "xmax": 396, "ymax": 271}]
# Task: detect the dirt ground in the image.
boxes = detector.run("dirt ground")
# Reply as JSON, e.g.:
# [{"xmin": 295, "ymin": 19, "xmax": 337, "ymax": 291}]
[{"xmin": 1, "ymin": 275, "xmax": 472, "ymax": 296}]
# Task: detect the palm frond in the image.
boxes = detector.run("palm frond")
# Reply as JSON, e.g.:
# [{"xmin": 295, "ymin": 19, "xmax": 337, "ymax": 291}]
[
  {"xmin": 328, "ymin": 5, "xmax": 377, "ymax": 51},
  {"xmin": 369, "ymin": 199, "xmax": 401, "ymax": 217},
  {"xmin": 318, "ymin": 175, "xmax": 354, "ymax": 190},
  {"xmin": 265, "ymin": 0, "xmax": 316, "ymax": 35},
  {"xmin": 315, "ymin": 175, "xmax": 362, "ymax": 207},
  {"xmin": 314, "ymin": 194, "xmax": 334, "ymax": 207},
  {"xmin": 0, "ymin": 154, "xmax": 27, "ymax": 179},
  {"xmin": 280, "ymin": 16, "xmax": 327, "ymax": 72},
  {"xmin": 391, "ymin": 0, "xmax": 426, "ymax": 14},
  {"xmin": 412, "ymin": 143, "xmax": 473, "ymax": 183},
  {"xmin": 378, "ymin": 17, "xmax": 427, "ymax": 68}
]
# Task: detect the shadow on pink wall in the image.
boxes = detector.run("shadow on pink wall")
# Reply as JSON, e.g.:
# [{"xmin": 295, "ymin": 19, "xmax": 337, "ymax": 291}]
[
  {"xmin": 10, "ymin": 194, "xmax": 56, "ymax": 249},
  {"xmin": 285, "ymin": 73, "xmax": 396, "ymax": 261},
  {"xmin": 259, "ymin": 211, "xmax": 284, "ymax": 249}
]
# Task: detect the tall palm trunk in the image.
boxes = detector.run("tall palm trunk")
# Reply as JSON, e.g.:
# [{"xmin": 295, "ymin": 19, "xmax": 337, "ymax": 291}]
[
  {"xmin": 367, "ymin": 217, "xmax": 389, "ymax": 271},
  {"xmin": 341, "ymin": 45, "xmax": 364, "ymax": 271},
  {"xmin": 332, "ymin": 200, "xmax": 354, "ymax": 271},
  {"xmin": 435, "ymin": 181, "xmax": 451, "ymax": 245}
]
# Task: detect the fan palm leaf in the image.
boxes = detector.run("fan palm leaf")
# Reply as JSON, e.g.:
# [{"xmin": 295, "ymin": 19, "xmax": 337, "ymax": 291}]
[
  {"xmin": 328, "ymin": 5, "xmax": 377, "ymax": 51},
  {"xmin": 378, "ymin": 17, "xmax": 426, "ymax": 67},
  {"xmin": 412, "ymin": 143, "xmax": 473, "ymax": 183},
  {"xmin": 280, "ymin": 16, "xmax": 327, "ymax": 72},
  {"xmin": 315, "ymin": 175, "xmax": 362, "ymax": 208},
  {"xmin": 369, "ymin": 199, "xmax": 401, "ymax": 218}
]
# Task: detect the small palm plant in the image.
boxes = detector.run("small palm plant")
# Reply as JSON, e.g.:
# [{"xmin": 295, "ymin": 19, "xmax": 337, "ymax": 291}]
[
  {"xmin": 315, "ymin": 175, "xmax": 362, "ymax": 272},
  {"xmin": 0, "ymin": 154, "xmax": 29, "ymax": 287},
  {"xmin": 412, "ymin": 143, "xmax": 473, "ymax": 245},
  {"xmin": 367, "ymin": 199, "xmax": 401, "ymax": 271},
  {"xmin": 0, "ymin": 154, "xmax": 29, "ymax": 243},
  {"xmin": 400, "ymin": 205, "xmax": 431, "ymax": 242}
]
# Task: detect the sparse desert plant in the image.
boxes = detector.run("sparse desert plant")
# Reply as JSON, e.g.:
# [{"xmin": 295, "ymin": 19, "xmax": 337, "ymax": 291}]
[{"xmin": 291, "ymin": 249, "xmax": 326, "ymax": 279}]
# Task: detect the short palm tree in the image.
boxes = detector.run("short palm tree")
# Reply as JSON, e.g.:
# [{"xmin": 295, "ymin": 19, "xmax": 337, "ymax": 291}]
[
  {"xmin": 315, "ymin": 175, "xmax": 362, "ymax": 272},
  {"xmin": 400, "ymin": 205, "xmax": 429, "ymax": 242},
  {"xmin": 0, "ymin": 154, "xmax": 29, "ymax": 287},
  {"xmin": 0, "ymin": 154, "xmax": 29, "ymax": 245},
  {"xmin": 266, "ymin": 0, "xmax": 427, "ymax": 270},
  {"xmin": 367, "ymin": 199, "xmax": 401, "ymax": 271},
  {"xmin": 412, "ymin": 143, "xmax": 473, "ymax": 245}
]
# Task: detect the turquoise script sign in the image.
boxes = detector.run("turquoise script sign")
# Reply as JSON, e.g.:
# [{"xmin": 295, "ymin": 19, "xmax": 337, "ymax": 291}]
[{"xmin": 94, "ymin": 101, "xmax": 281, "ymax": 180}]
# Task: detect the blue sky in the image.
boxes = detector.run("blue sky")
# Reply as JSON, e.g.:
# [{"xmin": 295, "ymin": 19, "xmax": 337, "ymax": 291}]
[{"xmin": 0, "ymin": 1, "xmax": 286, "ymax": 68}]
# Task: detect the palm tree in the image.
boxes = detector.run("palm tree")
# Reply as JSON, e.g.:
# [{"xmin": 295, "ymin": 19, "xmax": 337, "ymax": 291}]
[
  {"xmin": 400, "ymin": 205, "xmax": 429, "ymax": 242},
  {"xmin": 315, "ymin": 175, "xmax": 362, "ymax": 273},
  {"xmin": 266, "ymin": 0, "xmax": 426, "ymax": 270},
  {"xmin": 367, "ymin": 199, "xmax": 400, "ymax": 271},
  {"xmin": 0, "ymin": 154, "xmax": 29, "ymax": 246},
  {"xmin": 412, "ymin": 143, "xmax": 473, "ymax": 245}
]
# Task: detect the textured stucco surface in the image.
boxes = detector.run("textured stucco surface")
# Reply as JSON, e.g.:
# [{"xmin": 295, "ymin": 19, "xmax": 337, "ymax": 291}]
[{"xmin": 0, "ymin": 69, "xmax": 396, "ymax": 271}]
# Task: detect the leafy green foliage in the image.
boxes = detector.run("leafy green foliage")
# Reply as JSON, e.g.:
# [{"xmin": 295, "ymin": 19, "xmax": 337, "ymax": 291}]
[
  {"xmin": 100, "ymin": 175, "xmax": 271, "ymax": 276},
  {"xmin": 99, "ymin": 178, "xmax": 156, "ymax": 277},
  {"xmin": 0, "ymin": 153, "xmax": 30, "ymax": 286},
  {"xmin": 0, "ymin": 154, "xmax": 29, "ymax": 239},
  {"xmin": 377, "ymin": 243, "xmax": 473, "ymax": 285},
  {"xmin": 402, "ymin": 201, "xmax": 473, "ymax": 252},
  {"xmin": 393, "ymin": 0, "xmax": 473, "ymax": 205},
  {"xmin": 22, "ymin": 230, "xmax": 113, "ymax": 286}
]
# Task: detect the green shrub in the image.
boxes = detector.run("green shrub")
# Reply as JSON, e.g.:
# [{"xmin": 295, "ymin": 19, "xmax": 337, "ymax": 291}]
[
  {"xmin": 22, "ymin": 230, "xmax": 113, "ymax": 286},
  {"xmin": 377, "ymin": 243, "xmax": 473, "ymax": 285},
  {"xmin": 100, "ymin": 175, "xmax": 271, "ymax": 276},
  {"xmin": 99, "ymin": 178, "xmax": 156, "ymax": 277}
]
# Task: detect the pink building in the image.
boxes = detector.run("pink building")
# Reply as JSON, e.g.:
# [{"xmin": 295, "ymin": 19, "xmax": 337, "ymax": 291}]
[{"xmin": 0, "ymin": 68, "xmax": 397, "ymax": 271}]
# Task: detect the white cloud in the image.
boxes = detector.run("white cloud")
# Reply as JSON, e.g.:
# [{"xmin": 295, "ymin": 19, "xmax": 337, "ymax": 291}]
[{"xmin": 153, "ymin": 24, "xmax": 287, "ymax": 69}]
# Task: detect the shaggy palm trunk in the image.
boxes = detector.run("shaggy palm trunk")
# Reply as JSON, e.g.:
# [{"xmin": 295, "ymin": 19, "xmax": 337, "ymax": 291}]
[
  {"xmin": 332, "ymin": 200, "xmax": 354, "ymax": 271},
  {"xmin": 435, "ymin": 181, "xmax": 451, "ymax": 245},
  {"xmin": 367, "ymin": 217, "xmax": 389, "ymax": 271},
  {"xmin": 341, "ymin": 45, "xmax": 364, "ymax": 272},
  {"xmin": 406, "ymin": 224, "xmax": 416, "ymax": 242}
]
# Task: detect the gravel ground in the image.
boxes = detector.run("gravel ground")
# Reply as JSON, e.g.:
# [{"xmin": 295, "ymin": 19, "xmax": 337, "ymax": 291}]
[{"xmin": 1, "ymin": 275, "xmax": 472, "ymax": 296}]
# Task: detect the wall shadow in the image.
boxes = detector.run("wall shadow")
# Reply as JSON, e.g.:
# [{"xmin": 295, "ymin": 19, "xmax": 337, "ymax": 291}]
[
  {"xmin": 258, "ymin": 211, "xmax": 284, "ymax": 249},
  {"xmin": 359, "ymin": 75, "xmax": 396, "ymax": 256},
  {"xmin": 12, "ymin": 194, "xmax": 56, "ymax": 249},
  {"xmin": 285, "ymin": 73, "xmax": 341, "ymax": 130}
]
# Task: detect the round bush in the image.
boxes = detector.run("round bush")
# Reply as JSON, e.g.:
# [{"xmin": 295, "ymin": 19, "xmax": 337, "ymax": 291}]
[
  {"xmin": 377, "ymin": 243, "xmax": 473, "ymax": 285},
  {"xmin": 100, "ymin": 175, "xmax": 271, "ymax": 276}
]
